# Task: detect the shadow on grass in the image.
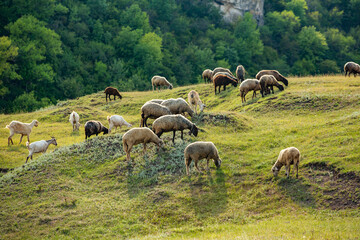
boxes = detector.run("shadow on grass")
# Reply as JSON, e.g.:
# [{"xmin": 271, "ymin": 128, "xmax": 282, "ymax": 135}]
[
  {"xmin": 278, "ymin": 177, "xmax": 316, "ymax": 208},
  {"xmin": 189, "ymin": 168, "xmax": 228, "ymax": 219}
]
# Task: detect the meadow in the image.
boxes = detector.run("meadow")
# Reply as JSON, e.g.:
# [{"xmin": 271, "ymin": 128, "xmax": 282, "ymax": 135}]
[{"xmin": 0, "ymin": 75, "xmax": 360, "ymax": 239}]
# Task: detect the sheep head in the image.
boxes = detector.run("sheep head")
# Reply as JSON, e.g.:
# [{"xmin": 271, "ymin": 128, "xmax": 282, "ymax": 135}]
[
  {"xmin": 189, "ymin": 124, "xmax": 198, "ymax": 137},
  {"xmin": 215, "ymin": 159, "xmax": 222, "ymax": 168},
  {"xmin": 272, "ymin": 166, "xmax": 279, "ymax": 177},
  {"xmin": 33, "ymin": 120, "xmax": 39, "ymax": 127},
  {"xmin": 103, "ymin": 127, "xmax": 109, "ymax": 134},
  {"xmin": 168, "ymin": 84, "xmax": 173, "ymax": 90},
  {"xmin": 200, "ymin": 103, "xmax": 206, "ymax": 112}
]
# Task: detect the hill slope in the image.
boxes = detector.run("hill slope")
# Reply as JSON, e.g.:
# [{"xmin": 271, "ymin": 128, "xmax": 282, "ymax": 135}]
[{"xmin": 1, "ymin": 75, "xmax": 360, "ymax": 239}]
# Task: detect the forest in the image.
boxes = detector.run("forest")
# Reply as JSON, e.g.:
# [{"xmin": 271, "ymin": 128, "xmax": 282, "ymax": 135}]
[{"xmin": 0, "ymin": 0, "xmax": 359, "ymax": 113}]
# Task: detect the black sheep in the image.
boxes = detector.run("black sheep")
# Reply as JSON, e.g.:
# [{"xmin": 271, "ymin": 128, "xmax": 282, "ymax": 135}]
[{"xmin": 84, "ymin": 120, "xmax": 108, "ymax": 139}]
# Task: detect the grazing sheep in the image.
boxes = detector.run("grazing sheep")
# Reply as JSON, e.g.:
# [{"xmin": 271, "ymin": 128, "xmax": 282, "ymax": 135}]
[
  {"xmin": 184, "ymin": 141, "xmax": 222, "ymax": 175},
  {"xmin": 107, "ymin": 115, "xmax": 132, "ymax": 133},
  {"xmin": 187, "ymin": 90, "xmax": 206, "ymax": 114},
  {"xmin": 161, "ymin": 98, "xmax": 194, "ymax": 117},
  {"xmin": 69, "ymin": 111, "xmax": 80, "ymax": 131},
  {"xmin": 239, "ymin": 79, "xmax": 261, "ymax": 103},
  {"xmin": 152, "ymin": 114, "xmax": 198, "ymax": 144},
  {"xmin": 151, "ymin": 76, "xmax": 173, "ymax": 91},
  {"xmin": 140, "ymin": 102, "xmax": 172, "ymax": 127},
  {"xmin": 213, "ymin": 72, "xmax": 238, "ymax": 94},
  {"xmin": 236, "ymin": 65, "xmax": 246, "ymax": 82},
  {"xmin": 272, "ymin": 147, "xmax": 300, "ymax": 178},
  {"xmin": 122, "ymin": 127, "xmax": 164, "ymax": 161},
  {"xmin": 146, "ymin": 99, "xmax": 164, "ymax": 104},
  {"xmin": 259, "ymin": 75, "xmax": 284, "ymax": 97},
  {"xmin": 256, "ymin": 70, "xmax": 289, "ymax": 86},
  {"xmin": 84, "ymin": 120, "xmax": 108, "ymax": 139},
  {"xmin": 26, "ymin": 137, "xmax": 57, "ymax": 163},
  {"xmin": 211, "ymin": 67, "xmax": 234, "ymax": 80},
  {"xmin": 202, "ymin": 69, "xmax": 213, "ymax": 83},
  {"xmin": 6, "ymin": 120, "xmax": 39, "ymax": 146},
  {"xmin": 344, "ymin": 62, "xmax": 360, "ymax": 77},
  {"xmin": 104, "ymin": 87, "xmax": 122, "ymax": 102}
]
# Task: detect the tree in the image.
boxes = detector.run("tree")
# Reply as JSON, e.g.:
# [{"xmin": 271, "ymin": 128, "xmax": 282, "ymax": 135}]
[
  {"xmin": 297, "ymin": 26, "xmax": 328, "ymax": 61},
  {"xmin": 121, "ymin": 4, "xmax": 151, "ymax": 33},
  {"xmin": 285, "ymin": 0, "xmax": 308, "ymax": 23}
]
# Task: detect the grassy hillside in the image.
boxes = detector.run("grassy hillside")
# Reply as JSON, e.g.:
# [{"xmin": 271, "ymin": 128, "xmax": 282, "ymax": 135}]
[{"xmin": 1, "ymin": 75, "xmax": 360, "ymax": 239}]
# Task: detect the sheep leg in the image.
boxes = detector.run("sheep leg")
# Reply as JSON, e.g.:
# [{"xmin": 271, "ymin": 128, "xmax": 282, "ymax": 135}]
[
  {"xmin": 8, "ymin": 133, "xmax": 14, "ymax": 146},
  {"xmin": 143, "ymin": 143, "xmax": 146, "ymax": 154},
  {"xmin": 223, "ymin": 85, "xmax": 226, "ymax": 91},
  {"xmin": 106, "ymin": 94, "xmax": 108, "ymax": 102},
  {"xmin": 295, "ymin": 163, "xmax": 299, "ymax": 178},
  {"xmin": 206, "ymin": 159, "xmax": 210, "ymax": 171},
  {"xmin": 126, "ymin": 145, "xmax": 133, "ymax": 161},
  {"xmin": 172, "ymin": 131, "xmax": 176, "ymax": 144},
  {"xmin": 185, "ymin": 157, "xmax": 192, "ymax": 176},
  {"xmin": 113, "ymin": 95, "xmax": 116, "ymax": 101},
  {"xmin": 285, "ymin": 165, "xmax": 290, "ymax": 178},
  {"xmin": 19, "ymin": 134, "xmax": 24, "ymax": 144},
  {"xmin": 27, "ymin": 134, "xmax": 30, "ymax": 143},
  {"xmin": 181, "ymin": 130, "xmax": 184, "ymax": 140},
  {"xmin": 144, "ymin": 117, "xmax": 149, "ymax": 127},
  {"xmin": 194, "ymin": 160, "xmax": 201, "ymax": 173},
  {"xmin": 270, "ymin": 86, "xmax": 274, "ymax": 94}
]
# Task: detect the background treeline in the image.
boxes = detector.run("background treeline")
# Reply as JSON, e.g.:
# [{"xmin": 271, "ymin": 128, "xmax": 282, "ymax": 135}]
[{"xmin": 0, "ymin": 0, "xmax": 359, "ymax": 113}]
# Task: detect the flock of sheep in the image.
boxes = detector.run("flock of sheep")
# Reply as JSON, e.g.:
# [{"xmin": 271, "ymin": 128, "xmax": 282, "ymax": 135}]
[{"xmin": 6, "ymin": 61, "xmax": 359, "ymax": 177}]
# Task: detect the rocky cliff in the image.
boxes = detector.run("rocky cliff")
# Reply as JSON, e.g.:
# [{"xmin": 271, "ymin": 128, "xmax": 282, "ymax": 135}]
[{"xmin": 214, "ymin": 0, "xmax": 264, "ymax": 25}]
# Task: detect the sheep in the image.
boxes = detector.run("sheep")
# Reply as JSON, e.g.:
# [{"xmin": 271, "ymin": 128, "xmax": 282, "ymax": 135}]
[
  {"xmin": 236, "ymin": 65, "xmax": 246, "ymax": 82},
  {"xmin": 140, "ymin": 102, "xmax": 172, "ymax": 127},
  {"xmin": 146, "ymin": 99, "xmax": 164, "ymax": 104},
  {"xmin": 6, "ymin": 120, "xmax": 39, "ymax": 146},
  {"xmin": 107, "ymin": 115, "xmax": 132, "ymax": 133},
  {"xmin": 256, "ymin": 70, "xmax": 289, "ymax": 86},
  {"xmin": 187, "ymin": 90, "xmax": 206, "ymax": 114},
  {"xmin": 239, "ymin": 79, "xmax": 261, "ymax": 103},
  {"xmin": 184, "ymin": 141, "xmax": 222, "ymax": 175},
  {"xmin": 259, "ymin": 75, "xmax": 284, "ymax": 97},
  {"xmin": 84, "ymin": 120, "xmax": 108, "ymax": 139},
  {"xmin": 272, "ymin": 147, "xmax": 300, "ymax": 178},
  {"xmin": 69, "ymin": 111, "xmax": 80, "ymax": 131},
  {"xmin": 122, "ymin": 127, "xmax": 164, "ymax": 161},
  {"xmin": 152, "ymin": 114, "xmax": 198, "ymax": 144},
  {"xmin": 26, "ymin": 137, "xmax": 57, "ymax": 163},
  {"xmin": 211, "ymin": 67, "xmax": 234, "ymax": 80},
  {"xmin": 151, "ymin": 75, "xmax": 173, "ymax": 91},
  {"xmin": 202, "ymin": 69, "xmax": 213, "ymax": 83},
  {"xmin": 161, "ymin": 98, "xmax": 194, "ymax": 117},
  {"xmin": 212, "ymin": 72, "xmax": 238, "ymax": 94},
  {"xmin": 104, "ymin": 87, "xmax": 122, "ymax": 102},
  {"xmin": 344, "ymin": 62, "xmax": 360, "ymax": 77}
]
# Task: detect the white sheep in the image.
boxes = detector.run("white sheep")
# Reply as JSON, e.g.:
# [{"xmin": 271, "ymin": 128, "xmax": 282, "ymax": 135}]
[
  {"xmin": 140, "ymin": 102, "xmax": 172, "ymax": 127},
  {"xmin": 122, "ymin": 127, "xmax": 164, "ymax": 161},
  {"xmin": 69, "ymin": 111, "xmax": 80, "ymax": 131},
  {"xmin": 184, "ymin": 141, "xmax": 222, "ymax": 175},
  {"xmin": 187, "ymin": 90, "xmax": 206, "ymax": 114},
  {"xmin": 272, "ymin": 147, "xmax": 301, "ymax": 178},
  {"xmin": 151, "ymin": 76, "xmax": 173, "ymax": 91},
  {"xmin": 6, "ymin": 120, "xmax": 39, "ymax": 146},
  {"xmin": 161, "ymin": 98, "xmax": 194, "ymax": 117},
  {"xmin": 26, "ymin": 137, "xmax": 58, "ymax": 163},
  {"xmin": 146, "ymin": 99, "xmax": 164, "ymax": 104},
  {"xmin": 107, "ymin": 115, "xmax": 132, "ymax": 133},
  {"xmin": 152, "ymin": 114, "xmax": 198, "ymax": 144},
  {"xmin": 239, "ymin": 79, "xmax": 261, "ymax": 103}
]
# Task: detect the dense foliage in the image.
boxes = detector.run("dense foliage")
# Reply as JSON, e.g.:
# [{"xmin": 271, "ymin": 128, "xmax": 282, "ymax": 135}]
[{"xmin": 0, "ymin": 0, "xmax": 359, "ymax": 113}]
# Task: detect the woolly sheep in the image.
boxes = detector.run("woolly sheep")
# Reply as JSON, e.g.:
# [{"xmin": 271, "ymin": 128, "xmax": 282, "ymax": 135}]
[
  {"xmin": 161, "ymin": 98, "xmax": 194, "ymax": 117},
  {"xmin": 26, "ymin": 137, "xmax": 57, "ymax": 163},
  {"xmin": 104, "ymin": 87, "xmax": 122, "ymax": 102},
  {"xmin": 256, "ymin": 70, "xmax": 288, "ymax": 86},
  {"xmin": 151, "ymin": 76, "xmax": 173, "ymax": 91},
  {"xmin": 152, "ymin": 114, "xmax": 198, "ymax": 144},
  {"xmin": 213, "ymin": 72, "xmax": 238, "ymax": 94},
  {"xmin": 344, "ymin": 62, "xmax": 360, "ymax": 77},
  {"xmin": 69, "ymin": 111, "xmax": 80, "ymax": 131},
  {"xmin": 84, "ymin": 120, "xmax": 108, "ymax": 139},
  {"xmin": 146, "ymin": 99, "xmax": 164, "ymax": 104},
  {"xmin": 6, "ymin": 120, "xmax": 39, "ymax": 146},
  {"xmin": 107, "ymin": 115, "xmax": 132, "ymax": 133},
  {"xmin": 184, "ymin": 141, "xmax": 222, "ymax": 175},
  {"xmin": 140, "ymin": 102, "xmax": 172, "ymax": 127},
  {"xmin": 272, "ymin": 147, "xmax": 300, "ymax": 178},
  {"xmin": 202, "ymin": 69, "xmax": 213, "ymax": 83},
  {"xmin": 211, "ymin": 67, "xmax": 234, "ymax": 80},
  {"xmin": 187, "ymin": 90, "xmax": 206, "ymax": 114},
  {"xmin": 259, "ymin": 75, "xmax": 284, "ymax": 97},
  {"xmin": 236, "ymin": 65, "xmax": 246, "ymax": 82},
  {"xmin": 239, "ymin": 79, "xmax": 261, "ymax": 103},
  {"xmin": 122, "ymin": 127, "xmax": 164, "ymax": 161}
]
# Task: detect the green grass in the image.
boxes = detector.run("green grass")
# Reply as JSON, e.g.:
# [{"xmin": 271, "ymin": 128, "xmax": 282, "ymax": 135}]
[{"xmin": 1, "ymin": 75, "xmax": 360, "ymax": 239}]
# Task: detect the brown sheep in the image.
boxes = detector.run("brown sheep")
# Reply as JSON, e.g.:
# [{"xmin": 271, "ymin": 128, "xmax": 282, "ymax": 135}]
[
  {"xmin": 104, "ymin": 87, "xmax": 122, "ymax": 102},
  {"xmin": 202, "ymin": 69, "xmax": 213, "ymax": 83},
  {"xmin": 140, "ymin": 102, "xmax": 172, "ymax": 127},
  {"xmin": 344, "ymin": 62, "xmax": 360, "ymax": 77},
  {"xmin": 213, "ymin": 72, "xmax": 238, "ymax": 94},
  {"xmin": 239, "ymin": 79, "xmax": 261, "ymax": 103},
  {"xmin": 272, "ymin": 147, "xmax": 300, "ymax": 178},
  {"xmin": 161, "ymin": 98, "xmax": 194, "ymax": 117},
  {"xmin": 188, "ymin": 90, "xmax": 206, "ymax": 114},
  {"xmin": 259, "ymin": 75, "xmax": 284, "ymax": 97},
  {"xmin": 211, "ymin": 67, "xmax": 234, "ymax": 80},
  {"xmin": 151, "ymin": 76, "xmax": 173, "ymax": 91},
  {"xmin": 256, "ymin": 70, "xmax": 288, "ymax": 86},
  {"xmin": 236, "ymin": 65, "xmax": 245, "ymax": 82}
]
